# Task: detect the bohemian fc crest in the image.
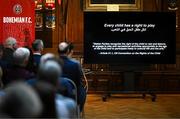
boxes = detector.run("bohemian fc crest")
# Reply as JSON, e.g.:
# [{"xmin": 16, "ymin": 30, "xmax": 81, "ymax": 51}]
[{"xmin": 13, "ymin": 4, "xmax": 22, "ymax": 14}]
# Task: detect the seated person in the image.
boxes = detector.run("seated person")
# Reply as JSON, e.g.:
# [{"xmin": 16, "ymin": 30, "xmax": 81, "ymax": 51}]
[
  {"xmin": 2, "ymin": 37, "xmax": 17, "ymax": 67},
  {"xmin": 27, "ymin": 53, "xmax": 75, "ymax": 99},
  {"xmin": 28, "ymin": 59, "xmax": 78, "ymax": 118},
  {"xmin": 2, "ymin": 47, "xmax": 35, "ymax": 86},
  {"xmin": 0, "ymin": 82, "xmax": 42, "ymax": 118},
  {"xmin": 32, "ymin": 39, "xmax": 44, "ymax": 72}
]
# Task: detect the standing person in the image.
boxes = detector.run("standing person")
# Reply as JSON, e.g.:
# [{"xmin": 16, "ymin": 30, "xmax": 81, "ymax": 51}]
[
  {"xmin": 32, "ymin": 39, "xmax": 44, "ymax": 72},
  {"xmin": 58, "ymin": 42, "xmax": 86, "ymax": 112}
]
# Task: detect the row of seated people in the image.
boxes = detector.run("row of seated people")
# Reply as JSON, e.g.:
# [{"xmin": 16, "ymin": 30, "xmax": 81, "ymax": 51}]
[{"xmin": 0, "ymin": 37, "xmax": 86, "ymax": 118}]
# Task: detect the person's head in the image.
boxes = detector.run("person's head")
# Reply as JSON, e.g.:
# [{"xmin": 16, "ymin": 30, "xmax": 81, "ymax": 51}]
[
  {"xmin": 40, "ymin": 53, "xmax": 56, "ymax": 64},
  {"xmin": 32, "ymin": 39, "xmax": 44, "ymax": 52},
  {"xmin": 4, "ymin": 37, "xmax": 17, "ymax": 50},
  {"xmin": 58, "ymin": 42, "xmax": 70, "ymax": 55},
  {"xmin": 13, "ymin": 47, "xmax": 30, "ymax": 67},
  {"xmin": 0, "ymin": 82, "xmax": 42, "ymax": 118},
  {"xmin": 38, "ymin": 60, "xmax": 62, "ymax": 87},
  {"xmin": 58, "ymin": 42, "xmax": 75, "ymax": 57}
]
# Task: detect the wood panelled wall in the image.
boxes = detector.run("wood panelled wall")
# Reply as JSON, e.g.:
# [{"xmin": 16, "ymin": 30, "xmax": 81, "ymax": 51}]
[
  {"xmin": 52, "ymin": 0, "xmax": 180, "ymax": 53},
  {"xmin": 39, "ymin": 0, "xmax": 180, "ymax": 93},
  {"xmin": 64, "ymin": 0, "xmax": 84, "ymax": 53},
  {"xmin": 55, "ymin": 0, "xmax": 180, "ymax": 70},
  {"xmin": 43, "ymin": 0, "xmax": 84, "ymax": 54},
  {"xmin": 41, "ymin": 0, "xmax": 180, "ymax": 54}
]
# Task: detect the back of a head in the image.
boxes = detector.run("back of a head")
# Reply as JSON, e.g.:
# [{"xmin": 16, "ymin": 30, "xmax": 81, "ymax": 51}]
[
  {"xmin": 32, "ymin": 39, "xmax": 44, "ymax": 52},
  {"xmin": 58, "ymin": 42, "xmax": 69, "ymax": 54},
  {"xmin": 4, "ymin": 37, "xmax": 17, "ymax": 48},
  {"xmin": 0, "ymin": 82, "xmax": 42, "ymax": 118},
  {"xmin": 68, "ymin": 43, "xmax": 74, "ymax": 52},
  {"xmin": 13, "ymin": 47, "xmax": 30, "ymax": 66},
  {"xmin": 38, "ymin": 60, "xmax": 62, "ymax": 87},
  {"xmin": 40, "ymin": 53, "xmax": 55, "ymax": 64}
]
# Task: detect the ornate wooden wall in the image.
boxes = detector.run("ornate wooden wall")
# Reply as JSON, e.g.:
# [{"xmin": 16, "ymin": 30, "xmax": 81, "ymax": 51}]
[{"xmin": 38, "ymin": 0, "xmax": 180, "ymax": 93}]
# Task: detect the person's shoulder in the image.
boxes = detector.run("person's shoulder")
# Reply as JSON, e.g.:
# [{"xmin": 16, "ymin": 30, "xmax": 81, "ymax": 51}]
[
  {"xmin": 69, "ymin": 58, "xmax": 80, "ymax": 65},
  {"xmin": 56, "ymin": 94, "xmax": 76, "ymax": 105},
  {"xmin": 33, "ymin": 53, "xmax": 42, "ymax": 57},
  {"xmin": 55, "ymin": 94, "xmax": 77, "ymax": 118},
  {"xmin": 3, "ymin": 48, "xmax": 14, "ymax": 53}
]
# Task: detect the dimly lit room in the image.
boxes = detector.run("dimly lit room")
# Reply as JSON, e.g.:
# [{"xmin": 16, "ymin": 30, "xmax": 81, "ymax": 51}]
[{"xmin": 0, "ymin": 0, "xmax": 180, "ymax": 118}]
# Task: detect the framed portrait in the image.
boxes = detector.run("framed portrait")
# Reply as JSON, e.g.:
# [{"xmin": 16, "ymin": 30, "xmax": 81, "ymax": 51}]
[{"xmin": 83, "ymin": 0, "xmax": 143, "ymax": 11}]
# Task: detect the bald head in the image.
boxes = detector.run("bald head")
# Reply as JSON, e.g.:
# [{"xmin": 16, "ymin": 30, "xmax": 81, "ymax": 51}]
[{"xmin": 58, "ymin": 42, "xmax": 69, "ymax": 54}]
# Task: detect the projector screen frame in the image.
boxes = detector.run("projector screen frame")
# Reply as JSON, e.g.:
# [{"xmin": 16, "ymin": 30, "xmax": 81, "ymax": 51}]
[
  {"xmin": 83, "ymin": 12, "xmax": 176, "ymax": 65},
  {"xmin": 83, "ymin": 0, "xmax": 143, "ymax": 11}
]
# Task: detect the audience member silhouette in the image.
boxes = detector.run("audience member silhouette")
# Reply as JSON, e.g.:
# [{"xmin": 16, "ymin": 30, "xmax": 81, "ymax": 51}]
[
  {"xmin": 39, "ymin": 53, "xmax": 75, "ymax": 99},
  {"xmin": 32, "ymin": 39, "xmax": 44, "ymax": 72},
  {"xmin": 0, "ymin": 82, "xmax": 42, "ymax": 118},
  {"xmin": 2, "ymin": 47, "xmax": 35, "ymax": 86},
  {"xmin": 2, "ymin": 37, "xmax": 17, "ymax": 68},
  {"xmin": 32, "ymin": 81, "xmax": 57, "ymax": 118},
  {"xmin": 58, "ymin": 42, "xmax": 86, "ymax": 112},
  {"xmin": 24, "ymin": 46, "xmax": 36, "ymax": 73},
  {"xmin": 37, "ymin": 60, "xmax": 77, "ymax": 118}
]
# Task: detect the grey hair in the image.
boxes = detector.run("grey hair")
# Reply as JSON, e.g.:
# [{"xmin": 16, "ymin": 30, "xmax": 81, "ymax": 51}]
[
  {"xmin": 40, "ymin": 53, "xmax": 55, "ymax": 64},
  {"xmin": 13, "ymin": 47, "xmax": 30, "ymax": 66},
  {"xmin": 4, "ymin": 37, "xmax": 17, "ymax": 47},
  {"xmin": 32, "ymin": 39, "xmax": 44, "ymax": 51},
  {"xmin": 0, "ymin": 82, "xmax": 42, "ymax": 117},
  {"xmin": 38, "ymin": 60, "xmax": 62, "ymax": 87}
]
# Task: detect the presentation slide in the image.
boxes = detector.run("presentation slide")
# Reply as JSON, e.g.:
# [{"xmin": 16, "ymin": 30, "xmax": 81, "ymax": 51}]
[{"xmin": 84, "ymin": 12, "xmax": 176, "ymax": 64}]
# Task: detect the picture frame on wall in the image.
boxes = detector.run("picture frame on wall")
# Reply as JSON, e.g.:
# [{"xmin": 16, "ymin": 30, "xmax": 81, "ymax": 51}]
[
  {"xmin": 46, "ymin": 13, "xmax": 56, "ymax": 29},
  {"xmin": 83, "ymin": 0, "xmax": 143, "ymax": 11},
  {"xmin": 35, "ymin": 13, "xmax": 43, "ymax": 30}
]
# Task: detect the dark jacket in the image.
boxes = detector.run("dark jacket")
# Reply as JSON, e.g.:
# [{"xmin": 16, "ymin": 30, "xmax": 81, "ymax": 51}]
[
  {"xmin": 2, "ymin": 65, "xmax": 35, "ymax": 86},
  {"xmin": 33, "ymin": 54, "xmax": 42, "ymax": 67},
  {"xmin": 60, "ymin": 56, "xmax": 86, "ymax": 111},
  {"xmin": 2, "ymin": 48, "xmax": 14, "ymax": 67}
]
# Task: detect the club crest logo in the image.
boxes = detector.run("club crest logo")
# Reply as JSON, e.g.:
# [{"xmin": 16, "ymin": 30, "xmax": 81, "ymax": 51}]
[{"xmin": 13, "ymin": 4, "xmax": 22, "ymax": 14}]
